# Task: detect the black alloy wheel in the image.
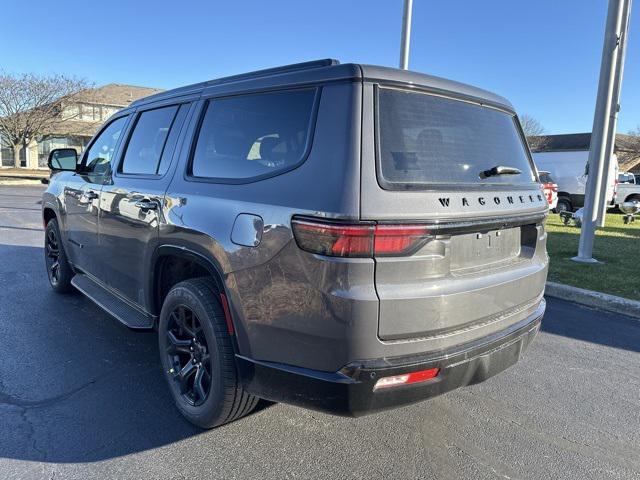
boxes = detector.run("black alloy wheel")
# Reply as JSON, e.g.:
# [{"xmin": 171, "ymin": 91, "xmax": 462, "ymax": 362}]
[
  {"xmin": 45, "ymin": 227, "xmax": 61, "ymax": 286},
  {"xmin": 44, "ymin": 219, "xmax": 74, "ymax": 293},
  {"xmin": 158, "ymin": 278, "xmax": 258, "ymax": 428},
  {"xmin": 165, "ymin": 305, "xmax": 212, "ymax": 407}
]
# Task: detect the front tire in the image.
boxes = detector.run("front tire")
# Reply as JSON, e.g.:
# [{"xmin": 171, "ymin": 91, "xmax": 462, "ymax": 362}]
[
  {"xmin": 158, "ymin": 278, "xmax": 258, "ymax": 428},
  {"xmin": 44, "ymin": 218, "xmax": 74, "ymax": 294}
]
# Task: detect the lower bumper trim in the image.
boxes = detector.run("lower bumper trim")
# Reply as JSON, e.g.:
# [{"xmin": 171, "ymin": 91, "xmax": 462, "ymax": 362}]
[{"xmin": 236, "ymin": 300, "xmax": 544, "ymax": 416}]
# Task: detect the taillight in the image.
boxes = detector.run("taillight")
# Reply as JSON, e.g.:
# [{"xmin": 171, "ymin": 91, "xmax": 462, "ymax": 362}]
[{"xmin": 291, "ymin": 218, "xmax": 432, "ymax": 258}]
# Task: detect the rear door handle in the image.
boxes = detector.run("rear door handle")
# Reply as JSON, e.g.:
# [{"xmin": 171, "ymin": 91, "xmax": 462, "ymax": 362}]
[{"xmin": 135, "ymin": 200, "xmax": 158, "ymax": 211}]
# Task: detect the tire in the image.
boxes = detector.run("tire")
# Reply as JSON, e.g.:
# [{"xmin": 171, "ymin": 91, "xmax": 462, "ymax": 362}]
[
  {"xmin": 44, "ymin": 218, "xmax": 74, "ymax": 294},
  {"xmin": 556, "ymin": 197, "xmax": 572, "ymax": 213},
  {"xmin": 158, "ymin": 277, "xmax": 258, "ymax": 428}
]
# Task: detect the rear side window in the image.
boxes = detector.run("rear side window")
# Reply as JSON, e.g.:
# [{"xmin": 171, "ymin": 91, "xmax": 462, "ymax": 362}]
[
  {"xmin": 539, "ymin": 172, "xmax": 553, "ymax": 183},
  {"xmin": 190, "ymin": 89, "xmax": 318, "ymax": 181},
  {"xmin": 377, "ymin": 87, "xmax": 537, "ymax": 189},
  {"xmin": 120, "ymin": 105, "xmax": 179, "ymax": 175}
]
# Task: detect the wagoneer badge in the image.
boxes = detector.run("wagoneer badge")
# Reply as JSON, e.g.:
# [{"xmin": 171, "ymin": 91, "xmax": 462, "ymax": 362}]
[{"xmin": 438, "ymin": 194, "xmax": 544, "ymax": 208}]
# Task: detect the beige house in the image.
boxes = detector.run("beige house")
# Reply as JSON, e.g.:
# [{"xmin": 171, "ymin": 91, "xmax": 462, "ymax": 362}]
[{"xmin": 0, "ymin": 83, "xmax": 163, "ymax": 169}]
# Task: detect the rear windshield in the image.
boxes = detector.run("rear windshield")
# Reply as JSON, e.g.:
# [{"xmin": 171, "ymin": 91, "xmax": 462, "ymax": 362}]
[{"xmin": 377, "ymin": 87, "xmax": 537, "ymax": 189}]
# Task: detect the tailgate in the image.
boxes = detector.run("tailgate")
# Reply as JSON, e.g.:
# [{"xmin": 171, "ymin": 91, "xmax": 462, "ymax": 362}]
[
  {"xmin": 373, "ymin": 213, "xmax": 548, "ymax": 341},
  {"xmin": 359, "ymin": 82, "xmax": 549, "ymax": 343}
]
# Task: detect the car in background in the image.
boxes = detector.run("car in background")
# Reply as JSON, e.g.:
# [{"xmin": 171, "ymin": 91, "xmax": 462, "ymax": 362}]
[
  {"xmin": 539, "ymin": 171, "xmax": 558, "ymax": 211},
  {"xmin": 533, "ymin": 151, "xmax": 618, "ymax": 213},
  {"xmin": 614, "ymin": 172, "xmax": 640, "ymax": 207}
]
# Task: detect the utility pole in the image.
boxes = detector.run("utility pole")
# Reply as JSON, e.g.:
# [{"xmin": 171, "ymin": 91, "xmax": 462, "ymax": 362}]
[
  {"xmin": 574, "ymin": 0, "xmax": 632, "ymax": 263},
  {"xmin": 596, "ymin": 0, "xmax": 633, "ymax": 227},
  {"xmin": 399, "ymin": 0, "xmax": 413, "ymax": 70}
]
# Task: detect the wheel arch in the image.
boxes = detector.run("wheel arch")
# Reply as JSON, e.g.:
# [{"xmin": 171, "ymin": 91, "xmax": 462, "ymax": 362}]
[
  {"xmin": 43, "ymin": 206, "xmax": 57, "ymax": 226},
  {"xmin": 149, "ymin": 245, "xmax": 228, "ymax": 317}
]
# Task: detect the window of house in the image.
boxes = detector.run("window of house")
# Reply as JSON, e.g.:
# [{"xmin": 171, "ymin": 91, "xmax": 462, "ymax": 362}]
[
  {"xmin": 190, "ymin": 89, "xmax": 317, "ymax": 181},
  {"xmin": 38, "ymin": 136, "xmax": 87, "ymax": 168},
  {"xmin": 61, "ymin": 105, "xmax": 80, "ymax": 120},
  {"xmin": 119, "ymin": 105, "xmax": 179, "ymax": 175},
  {"xmin": 0, "ymin": 135, "xmax": 15, "ymax": 167},
  {"xmin": 102, "ymin": 106, "xmax": 120, "ymax": 120}
]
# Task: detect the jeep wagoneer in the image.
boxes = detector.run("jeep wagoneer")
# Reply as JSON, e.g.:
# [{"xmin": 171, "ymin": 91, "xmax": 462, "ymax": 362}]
[{"xmin": 42, "ymin": 59, "xmax": 548, "ymax": 428}]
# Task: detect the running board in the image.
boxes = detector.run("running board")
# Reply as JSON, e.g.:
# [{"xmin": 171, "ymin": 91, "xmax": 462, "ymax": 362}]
[{"xmin": 71, "ymin": 274, "xmax": 155, "ymax": 330}]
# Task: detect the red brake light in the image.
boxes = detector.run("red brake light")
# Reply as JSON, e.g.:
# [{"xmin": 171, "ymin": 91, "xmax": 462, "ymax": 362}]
[
  {"xmin": 374, "ymin": 368, "xmax": 440, "ymax": 390},
  {"xmin": 292, "ymin": 218, "xmax": 432, "ymax": 258},
  {"xmin": 374, "ymin": 224, "xmax": 431, "ymax": 255},
  {"xmin": 291, "ymin": 220, "xmax": 373, "ymax": 257}
]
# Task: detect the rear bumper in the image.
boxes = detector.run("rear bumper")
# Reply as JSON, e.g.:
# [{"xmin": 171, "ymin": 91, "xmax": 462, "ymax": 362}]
[{"xmin": 237, "ymin": 299, "xmax": 545, "ymax": 416}]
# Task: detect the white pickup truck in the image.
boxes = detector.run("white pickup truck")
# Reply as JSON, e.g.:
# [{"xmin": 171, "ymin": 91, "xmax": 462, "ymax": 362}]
[{"xmin": 614, "ymin": 172, "xmax": 640, "ymax": 207}]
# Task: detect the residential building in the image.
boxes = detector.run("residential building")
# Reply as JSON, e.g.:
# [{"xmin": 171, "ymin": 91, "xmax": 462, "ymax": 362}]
[{"xmin": 0, "ymin": 83, "xmax": 163, "ymax": 169}]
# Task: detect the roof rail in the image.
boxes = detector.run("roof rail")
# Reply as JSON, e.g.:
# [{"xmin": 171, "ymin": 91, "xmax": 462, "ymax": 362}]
[
  {"xmin": 203, "ymin": 58, "xmax": 340, "ymax": 87},
  {"xmin": 130, "ymin": 59, "xmax": 340, "ymax": 107}
]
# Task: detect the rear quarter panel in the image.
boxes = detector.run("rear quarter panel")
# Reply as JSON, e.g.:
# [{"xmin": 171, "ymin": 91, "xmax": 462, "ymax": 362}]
[{"xmin": 161, "ymin": 82, "xmax": 373, "ymax": 370}]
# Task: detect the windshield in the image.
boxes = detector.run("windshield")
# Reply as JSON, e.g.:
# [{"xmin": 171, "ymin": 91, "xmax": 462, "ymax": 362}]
[{"xmin": 377, "ymin": 87, "xmax": 537, "ymax": 189}]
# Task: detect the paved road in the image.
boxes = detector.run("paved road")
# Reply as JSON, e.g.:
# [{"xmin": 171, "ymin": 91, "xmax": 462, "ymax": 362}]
[{"xmin": 1, "ymin": 184, "xmax": 639, "ymax": 480}]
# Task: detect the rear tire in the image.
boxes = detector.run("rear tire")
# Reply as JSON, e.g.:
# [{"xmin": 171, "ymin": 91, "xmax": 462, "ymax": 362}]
[
  {"xmin": 158, "ymin": 277, "xmax": 258, "ymax": 428},
  {"xmin": 556, "ymin": 197, "xmax": 572, "ymax": 213},
  {"xmin": 44, "ymin": 218, "xmax": 74, "ymax": 294}
]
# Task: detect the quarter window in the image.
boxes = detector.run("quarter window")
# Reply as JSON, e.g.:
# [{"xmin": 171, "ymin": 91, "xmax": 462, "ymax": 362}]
[
  {"xmin": 190, "ymin": 89, "xmax": 317, "ymax": 181},
  {"xmin": 120, "ymin": 105, "xmax": 179, "ymax": 175}
]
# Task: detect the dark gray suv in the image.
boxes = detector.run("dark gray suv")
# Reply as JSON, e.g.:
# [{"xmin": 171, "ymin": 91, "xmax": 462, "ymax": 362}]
[{"xmin": 42, "ymin": 59, "xmax": 549, "ymax": 428}]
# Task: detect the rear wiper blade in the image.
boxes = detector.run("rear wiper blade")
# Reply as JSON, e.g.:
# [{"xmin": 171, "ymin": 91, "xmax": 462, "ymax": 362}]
[{"xmin": 480, "ymin": 165, "xmax": 522, "ymax": 179}]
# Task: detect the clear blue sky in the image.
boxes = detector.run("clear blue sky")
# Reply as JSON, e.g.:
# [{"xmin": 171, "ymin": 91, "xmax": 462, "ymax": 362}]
[{"xmin": 1, "ymin": 0, "xmax": 638, "ymax": 134}]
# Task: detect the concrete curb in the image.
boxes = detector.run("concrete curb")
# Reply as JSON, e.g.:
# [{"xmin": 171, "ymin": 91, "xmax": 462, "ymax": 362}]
[
  {"xmin": 0, "ymin": 178, "xmax": 44, "ymax": 186},
  {"xmin": 545, "ymin": 281, "xmax": 640, "ymax": 320}
]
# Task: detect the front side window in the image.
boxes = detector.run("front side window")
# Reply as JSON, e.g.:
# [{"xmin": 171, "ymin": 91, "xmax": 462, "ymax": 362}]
[
  {"xmin": 82, "ymin": 116, "xmax": 128, "ymax": 175},
  {"xmin": 190, "ymin": 89, "xmax": 317, "ymax": 181},
  {"xmin": 377, "ymin": 87, "xmax": 537, "ymax": 189},
  {"xmin": 120, "ymin": 105, "xmax": 178, "ymax": 175}
]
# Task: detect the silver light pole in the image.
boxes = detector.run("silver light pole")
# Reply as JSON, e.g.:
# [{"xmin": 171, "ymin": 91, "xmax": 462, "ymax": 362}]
[
  {"xmin": 574, "ymin": 0, "xmax": 631, "ymax": 263},
  {"xmin": 399, "ymin": 0, "xmax": 413, "ymax": 70},
  {"xmin": 596, "ymin": 0, "xmax": 633, "ymax": 227}
]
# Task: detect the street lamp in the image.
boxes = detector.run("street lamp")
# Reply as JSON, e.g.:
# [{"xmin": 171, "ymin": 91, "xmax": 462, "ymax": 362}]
[
  {"xmin": 574, "ymin": 0, "xmax": 633, "ymax": 263},
  {"xmin": 399, "ymin": 0, "xmax": 413, "ymax": 70}
]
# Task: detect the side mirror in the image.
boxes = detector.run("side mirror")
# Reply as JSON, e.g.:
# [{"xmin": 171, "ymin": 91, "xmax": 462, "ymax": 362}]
[{"xmin": 48, "ymin": 148, "xmax": 78, "ymax": 172}]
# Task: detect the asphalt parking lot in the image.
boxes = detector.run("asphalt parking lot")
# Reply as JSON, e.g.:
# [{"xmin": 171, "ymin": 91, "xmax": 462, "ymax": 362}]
[{"xmin": 0, "ymin": 184, "xmax": 639, "ymax": 480}]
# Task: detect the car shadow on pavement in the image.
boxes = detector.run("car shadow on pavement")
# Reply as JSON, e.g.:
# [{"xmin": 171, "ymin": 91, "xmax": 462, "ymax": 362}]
[
  {"xmin": 1, "ymin": 242, "xmax": 636, "ymax": 464},
  {"xmin": 0, "ymin": 243, "xmax": 272, "ymax": 463},
  {"xmin": 541, "ymin": 295, "xmax": 640, "ymax": 353}
]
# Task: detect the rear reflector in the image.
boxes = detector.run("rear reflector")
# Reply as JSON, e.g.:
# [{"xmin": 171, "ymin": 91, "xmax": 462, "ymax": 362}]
[
  {"xmin": 292, "ymin": 218, "xmax": 431, "ymax": 258},
  {"xmin": 373, "ymin": 368, "xmax": 440, "ymax": 390}
]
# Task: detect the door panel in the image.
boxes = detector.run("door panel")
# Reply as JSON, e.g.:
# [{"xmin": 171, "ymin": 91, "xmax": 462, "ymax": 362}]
[
  {"xmin": 63, "ymin": 176, "xmax": 102, "ymax": 273},
  {"xmin": 62, "ymin": 115, "xmax": 130, "ymax": 275},
  {"xmin": 98, "ymin": 103, "xmax": 191, "ymax": 308}
]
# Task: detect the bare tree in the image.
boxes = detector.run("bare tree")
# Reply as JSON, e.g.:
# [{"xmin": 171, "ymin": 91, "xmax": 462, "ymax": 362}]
[
  {"xmin": 616, "ymin": 126, "xmax": 640, "ymax": 173},
  {"xmin": 519, "ymin": 114, "xmax": 547, "ymax": 151},
  {"xmin": 0, "ymin": 73, "xmax": 90, "ymax": 168},
  {"xmin": 519, "ymin": 114, "xmax": 545, "ymax": 137}
]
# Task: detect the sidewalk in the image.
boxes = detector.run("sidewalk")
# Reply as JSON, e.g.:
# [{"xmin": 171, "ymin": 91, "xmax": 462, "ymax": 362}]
[{"xmin": 0, "ymin": 168, "xmax": 48, "ymax": 180}]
